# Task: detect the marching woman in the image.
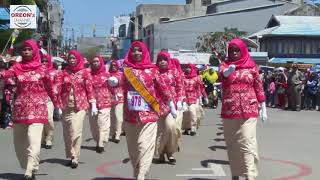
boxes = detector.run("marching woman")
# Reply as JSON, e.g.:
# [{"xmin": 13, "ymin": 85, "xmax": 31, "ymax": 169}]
[
  {"xmin": 154, "ymin": 51, "xmax": 184, "ymax": 165},
  {"xmin": 182, "ymin": 64, "xmax": 204, "ymax": 136},
  {"xmin": 219, "ymin": 39, "xmax": 267, "ymax": 180},
  {"xmin": 55, "ymin": 50, "xmax": 96, "ymax": 169},
  {"xmin": 108, "ymin": 60, "xmax": 125, "ymax": 143},
  {"xmin": 0, "ymin": 40, "xmax": 53, "ymax": 180},
  {"xmin": 89, "ymin": 55, "xmax": 112, "ymax": 153},
  {"xmin": 40, "ymin": 54, "xmax": 56, "ymax": 149},
  {"xmin": 196, "ymin": 72, "xmax": 208, "ymax": 129},
  {"xmin": 123, "ymin": 41, "xmax": 175, "ymax": 180}
]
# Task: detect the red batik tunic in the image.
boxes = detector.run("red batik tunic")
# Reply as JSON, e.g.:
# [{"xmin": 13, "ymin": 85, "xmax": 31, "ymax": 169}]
[
  {"xmin": 158, "ymin": 69, "xmax": 184, "ymax": 116},
  {"xmin": 124, "ymin": 67, "xmax": 172, "ymax": 124},
  {"xmin": 183, "ymin": 76, "xmax": 204, "ymax": 105},
  {"xmin": 219, "ymin": 65, "xmax": 265, "ymax": 119},
  {"xmin": 92, "ymin": 71, "xmax": 112, "ymax": 110},
  {"xmin": 0, "ymin": 67, "xmax": 51, "ymax": 124},
  {"xmin": 55, "ymin": 69, "xmax": 95, "ymax": 111},
  {"xmin": 197, "ymin": 75, "xmax": 208, "ymax": 99},
  {"xmin": 109, "ymin": 71, "xmax": 125, "ymax": 106}
]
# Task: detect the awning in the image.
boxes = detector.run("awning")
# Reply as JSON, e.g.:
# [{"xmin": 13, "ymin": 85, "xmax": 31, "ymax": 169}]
[{"xmin": 269, "ymin": 57, "xmax": 320, "ymax": 64}]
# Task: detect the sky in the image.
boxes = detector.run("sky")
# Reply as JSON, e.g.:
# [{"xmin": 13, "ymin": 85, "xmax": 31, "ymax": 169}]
[{"xmin": 62, "ymin": 0, "xmax": 185, "ymax": 39}]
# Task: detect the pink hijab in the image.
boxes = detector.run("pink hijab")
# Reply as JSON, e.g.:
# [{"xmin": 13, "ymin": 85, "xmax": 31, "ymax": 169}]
[
  {"xmin": 171, "ymin": 58, "xmax": 183, "ymax": 74},
  {"xmin": 109, "ymin": 60, "xmax": 121, "ymax": 74},
  {"xmin": 13, "ymin": 39, "xmax": 41, "ymax": 74},
  {"xmin": 224, "ymin": 38, "xmax": 256, "ymax": 69},
  {"xmin": 124, "ymin": 41, "xmax": 156, "ymax": 69},
  {"xmin": 184, "ymin": 64, "xmax": 198, "ymax": 79},
  {"xmin": 65, "ymin": 50, "xmax": 85, "ymax": 73},
  {"xmin": 91, "ymin": 55, "xmax": 106, "ymax": 75},
  {"xmin": 156, "ymin": 51, "xmax": 174, "ymax": 73},
  {"xmin": 41, "ymin": 54, "xmax": 54, "ymax": 71}
]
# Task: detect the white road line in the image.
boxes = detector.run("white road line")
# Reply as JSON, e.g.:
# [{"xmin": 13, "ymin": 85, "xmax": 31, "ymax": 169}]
[{"xmin": 176, "ymin": 163, "xmax": 226, "ymax": 177}]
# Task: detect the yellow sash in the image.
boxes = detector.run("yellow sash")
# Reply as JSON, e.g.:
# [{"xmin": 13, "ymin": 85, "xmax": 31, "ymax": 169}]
[{"xmin": 124, "ymin": 67, "xmax": 160, "ymax": 114}]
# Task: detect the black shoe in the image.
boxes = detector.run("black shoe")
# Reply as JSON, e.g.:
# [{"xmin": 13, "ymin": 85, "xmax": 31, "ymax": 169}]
[
  {"xmin": 120, "ymin": 132, "xmax": 126, "ymax": 136},
  {"xmin": 190, "ymin": 131, "xmax": 196, "ymax": 136},
  {"xmin": 70, "ymin": 162, "xmax": 78, "ymax": 169},
  {"xmin": 44, "ymin": 145, "xmax": 52, "ymax": 149},
  {"xmin": 22, "ymin": 175, "xmax": 32, "ymax": 180},
  {"xmin": 154, "ymin": 154, "xmax": 166, "ymax": 164},
  {"xmin": 168, "ymin": 156, "xmax": 176, "ymax": 165},
  {"xmin": 31, "ymin": 172, "xmax": 36, "ymax": 180},
  {"xmin": 113, "ymin": 139, "xmax": 120, "ymax": 144},
  {"xmin": 96, "ymin": 146, "xmax": 104, "ymax": 154},
  {"xmin": 66, "ymin": 160, "xmax": 72, "ymax": 167}
]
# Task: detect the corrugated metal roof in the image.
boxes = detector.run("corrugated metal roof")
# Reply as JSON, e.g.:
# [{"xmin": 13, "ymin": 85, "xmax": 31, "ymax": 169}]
[
  {"xmin": 249, "ymin": 24, "xmax": 320, "ymax": 37},
  {"xmin": 269, "ymin": 57, "xmax": 320, "ymax": 64},
  {"xmin": 0, "ymin": 8, "xmax": 9, "ymax": 20},
  {"xmin": 274, "ymin": 15, "xmax": 320, "ymax": 25}
]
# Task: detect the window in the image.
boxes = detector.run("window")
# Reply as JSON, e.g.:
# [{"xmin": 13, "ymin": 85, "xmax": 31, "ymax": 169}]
[
  {"xmin": 201, "ymin": 0, "xmax": 211, "ymax": 6},
  {"xmin": 186, "ymin": 0, "xmax": 192, "ymax": 4},
  {"xmin": 118, "ymin": 24, "xmax": 126, "ymax": 38}
]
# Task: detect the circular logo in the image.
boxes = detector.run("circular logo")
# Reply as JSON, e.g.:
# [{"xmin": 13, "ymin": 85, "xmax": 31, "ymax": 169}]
[{"xmin": 11, "ymin": 6, "xmax": 36, "ymax": 28}]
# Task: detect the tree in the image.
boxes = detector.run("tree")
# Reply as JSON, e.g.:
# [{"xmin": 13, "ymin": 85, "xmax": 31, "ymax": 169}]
[{"xmin": 82, "ymin": 46, "xmax": 102, "ymax": 60}]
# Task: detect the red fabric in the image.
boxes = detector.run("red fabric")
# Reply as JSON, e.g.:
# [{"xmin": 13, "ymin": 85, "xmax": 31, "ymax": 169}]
[
  {"xmin": 109, "ymin": 71, "xmax": 126, "ymax": 105},
  {"xmin": 1, "ymin": 67, "xmax": 51, "ymax": 124},
  {"xmin": 171, "ymin": 58, "xmax": 183, "ymax": 74},
  {"xmin": 65, "ymin": 50, "xmax": 85, "ymax": 73},
  {"xmin": 278, "ymin": 94, "xmax": 286, "ymax": 107},
  {"xmin": 184, "ymin": 64, "xmax": 198, "ymax": 79},
  {"xmin": 91, "ymin": 55, "xmax": 106, "ymax": 75},
  {"xmin": 123, "ymin": 41, "xmax": 156, "ymax": 70},
  {"xmin": 41, "ymin": 54, "xmax": 54, "ymax": 71},
  {"xmin": 184, "ymin": 76, "xmax": 203, "ymax": 105},
  {"xmin": 197, "ymin": 75, "xmax": 208, "ymax": 98},
  {"xmin": 55, "ymin": 68, "xmax": 94, "ymax": 111},
  {"xmin": 12, "ymin": 39, "xmax": 41, "ymax": 75},
  {"xmin": 109, "ymin": 60, "xmax": 121, "ymax": 73},
  {"xmin": 224, "ymin": 38, "xmax": 256, "ymax": 70},
  {"xmin": 219, "ymin": 65, "xmax": 265, "ymax": 119},
  {"xmin": 156, "ymin": 51, "xmax": 174, "ymax": 73},
  {"xmin": 157, "ymin": 69, "xmax": 184, "ymax": 116},
  {"xmin": 124, "ymin": 68, "xmax": 172, "ymax": 124},
  {"xmin": 91, "ymin": 69, "xmax": 112, "ymax": 110}
]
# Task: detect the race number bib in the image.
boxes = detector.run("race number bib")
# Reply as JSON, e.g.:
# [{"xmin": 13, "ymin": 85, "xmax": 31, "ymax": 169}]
[{"xmin": 127, "ymin": 91, "xmax": 150, "ymax": 111}]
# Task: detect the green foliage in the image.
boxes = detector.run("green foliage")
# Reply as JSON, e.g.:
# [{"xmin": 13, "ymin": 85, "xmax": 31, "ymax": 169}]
[
  {"xmin": 196, "ymin": 27, "xmax": 247, "ymax": 53},
  {"xmin": 82, "ymin": 46, "xmax": 102, "ymax": 60},
  {"xmin": 6, "ymin": 0, "xmax": 35, "ymax": 5}
]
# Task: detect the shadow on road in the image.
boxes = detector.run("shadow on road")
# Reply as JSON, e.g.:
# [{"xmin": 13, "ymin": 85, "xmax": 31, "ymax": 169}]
[
  {"xmin": 81, "ymin": 145, "xmax": 96, "ymax": 151},
  {"xmin": 213, "ymin": 138, "xmax": 225, "ymax": 142},
  {"xmin": 201, "ymin": 159, "xmax": 229, "ymax": 166},
  {"xmin": 40, "ymin": 158, "xmax": 70, "ymax": 166},
  {"xmin": 188, "ymin": 178, "xmax": 218, "ymax": 180},
  {"xmin": 0, "ymin": 173, "xmax": 23, "ymax": 180},
  {"xmin": 209, "ymin": 145, "xmax": 227, "ymax": 151},
  {"xmin": 216, "ymin": 132, "xmax": 224, "ymax": 136},
  {"xmin": 92, "ymin": 178, "xmax": 158, "ymax": 180}
]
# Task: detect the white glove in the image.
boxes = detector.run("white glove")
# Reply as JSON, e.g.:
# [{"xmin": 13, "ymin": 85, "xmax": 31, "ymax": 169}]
[
  {"xmin": 204, "ymin": 97, "xmax": 209, "ymax": 105},
  {"xmin": 58, "ymin": 108, "xmax": 63, "ymax": 116},
  {"xmin": 259, "ymin": 102, "xmax": 267, "ymax": 123},
  {"xmin": 183, "ymin": 102, "xmax": 188, "ymax": 111},
  {"xmin": 177, "ymin": 101, "xmax": 183, "ymax": 111},
  {"xmin": 169, "ymin": 100, "xmax": 177, "ymax": 119},
  {"xmin": 223, "ymin": 64, "xmax": 236, "ymax": 77},
  {"xmin": 91, "ymin": 102, "xmax": 98, "ymax": 116},
  {"xmin": 198, "ymin": 97, "xmax": 203, "ymax": 106}
]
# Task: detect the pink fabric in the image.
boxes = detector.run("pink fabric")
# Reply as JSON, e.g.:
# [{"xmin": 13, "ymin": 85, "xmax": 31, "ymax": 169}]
[
  {"xmin": 224, "ymin": 38, "xmax": 256, "ymax": 70},
  {"xmin": 156, "ymin": 51, "xmax": 174, "ymax": 73},
  {"xmin": 124, "ymin": 68, "xmax": 172, "ymax": 124},
  {"xmin": 184, "ymin": 64, "xmax": 198, "ymax": 79},
  {"xmin": 171, "ymin": 58, "xmax": 183, "ymax": 74},
  {"xmin": 109, "ymin": 60, "xmax": 121, "ymax": 74},
  {"xmin": 124, "ymin": 41, "xmax": 156, "ymax": 70},
  {"xmin": 13, "ymin": 39, "xmax": 41, "ymax": 75},
  {"xmin": 65, "ymin": 50, "xmax": 85, "ymax": 73},
  {"xmin": 42, "ymin": 54, "xmax": 54, "ymax": 70},
  {"xmin": 269, "ymin": 82, "xmax": 276, "ymax": 93},
  {"xmin": 55, "ymin": 69, "xmax": 94, "ymax": 110},
  {"xmin": 91, "ymin": 55, "xmax": 106, "ymax": 75},
  {"xmin": 109, "ymin": 71, "xmax": 126, "ymax": 105},
  {"xmin": 184, "ymin": 76, "xmax": 204, "ymax": 105},
  {"xmin": 219, "ymin": 65, "xmax": 265, "ymax": 119}
]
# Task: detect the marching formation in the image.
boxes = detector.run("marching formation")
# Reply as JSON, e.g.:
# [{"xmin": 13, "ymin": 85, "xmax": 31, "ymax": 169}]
[{"xmin": 0, "ymin": 38, "xmax": 267, "ymax": 180}]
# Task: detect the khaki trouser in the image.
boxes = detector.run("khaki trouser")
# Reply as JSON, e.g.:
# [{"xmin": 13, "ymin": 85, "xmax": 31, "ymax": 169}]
[
  {"xmin": 14, "ymin": 123, "xmax": 44, "ymax": 176},
  {"xmin": 223, "ymin": 118, "xmax": 259, "ymax": 178},
  {"xmin": 125, "ymin": 121, "xmax": 157, "ymax": 180},
  {"xmin": 155, "ymin": 113, "xmax": 182, "ymax": 157},
  {"xmin": 89, "ymin": 108, "xmax": 111, "ymax": 147},
  {"xmin": 110, "ymin": 103, "xmax": 124, "ymax": 140},
  {"xmin": 196, "ymin": 104, "xmax": 204, "ymax": 129},
  {"xmin": 42, "ymin": 101, "xmax": 54, "ymax": 146},
  {"xmin": 62, "ymin": 107, "xmax": 86, "ymax": 163},
  {"xmin": 182, "ymin": 104, "xmax": 198, "ymax": 132}
]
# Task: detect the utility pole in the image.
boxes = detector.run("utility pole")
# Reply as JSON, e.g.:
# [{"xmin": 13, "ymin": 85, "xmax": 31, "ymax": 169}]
[
  {"xmin": 47, "ymin": 0, "xmax": 51, "ymax": 54},
  {"xmin": 72, "ymin": 28, "xmax": 75, "ymax": 48}
]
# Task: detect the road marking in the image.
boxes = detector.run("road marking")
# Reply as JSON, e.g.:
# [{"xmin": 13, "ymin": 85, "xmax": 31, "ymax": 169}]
[{"xmin": 176, "ymin": 163, "xmax": 226, "ymax": 177}]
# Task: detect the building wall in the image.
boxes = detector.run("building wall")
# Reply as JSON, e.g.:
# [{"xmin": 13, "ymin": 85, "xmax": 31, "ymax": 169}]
[{"xmin": 151, "ymin": 3, "xmax": 297, "ymax": 58}]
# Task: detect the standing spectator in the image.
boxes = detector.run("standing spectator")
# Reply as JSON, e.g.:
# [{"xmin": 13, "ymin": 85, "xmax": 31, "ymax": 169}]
[
  {"xmin": 219, "ymin": 39, "xmax": 267, "ymax": 180},
  {"xmin": 275, "ymin": 72, "xmax": 287, "ymax": 109},
  {"xmin": 305, "ymin": 72, "xmax": 318, "ymax": 110},
  {"xmin": 287, "ymin": 64, "xmax": 304, "ymax": 111}
]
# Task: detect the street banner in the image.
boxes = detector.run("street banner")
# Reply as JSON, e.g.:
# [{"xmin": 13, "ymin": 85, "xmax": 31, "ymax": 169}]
[{"xmin": 10, "ymin": 5, "xmax": 37, "ymax": 29}]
